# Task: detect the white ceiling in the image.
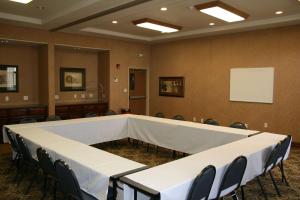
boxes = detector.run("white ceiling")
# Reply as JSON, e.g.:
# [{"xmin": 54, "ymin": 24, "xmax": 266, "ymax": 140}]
[{"xmin": 0, "ymin": 0, "xmax": 300, "ymax": 42}]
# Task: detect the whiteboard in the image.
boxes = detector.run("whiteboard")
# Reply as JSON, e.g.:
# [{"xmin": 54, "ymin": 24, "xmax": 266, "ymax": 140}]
[{"xmin": 230, "ymin": 67, "xmax": 274, "ymax": 103}]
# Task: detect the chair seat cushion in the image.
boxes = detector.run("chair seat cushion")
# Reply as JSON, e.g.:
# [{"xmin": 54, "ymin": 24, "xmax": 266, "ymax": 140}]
[{"xmin": 81, "ymin": 187, "xmax": 114, "ymax": 200}]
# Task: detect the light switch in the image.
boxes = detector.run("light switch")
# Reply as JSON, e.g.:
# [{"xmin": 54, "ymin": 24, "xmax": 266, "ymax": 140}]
[
  {"xmin": 123, "ymin": 88, "xmax": 128, "ymax": 93},
  {"xmin": 5, "ymin": 96, "xmax": 9, "ymax": 102},
  {"xmin": 23, "ymin": 96, "xmax": 29, "ymax": 101}
]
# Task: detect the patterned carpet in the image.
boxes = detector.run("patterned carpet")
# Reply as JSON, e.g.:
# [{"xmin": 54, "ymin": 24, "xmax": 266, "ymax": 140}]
[{"xmin": 0, "ymin": 141, "xmax": 299, "ymax": 200}]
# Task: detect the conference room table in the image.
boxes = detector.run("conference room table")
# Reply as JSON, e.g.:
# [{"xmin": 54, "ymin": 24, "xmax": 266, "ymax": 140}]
[
  {"xmin": 2, "ymin": 114, "xmax": 289, "ymax": 200},
  {"xmin": 122, "ymin": 132, "xmax": 289, "ymax": 200}
]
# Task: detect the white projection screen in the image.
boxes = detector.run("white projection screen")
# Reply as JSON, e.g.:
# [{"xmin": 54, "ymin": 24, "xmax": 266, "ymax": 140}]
[{"xmin": 230, "ymin": 67, "xmax": 274, "ymax": 103}]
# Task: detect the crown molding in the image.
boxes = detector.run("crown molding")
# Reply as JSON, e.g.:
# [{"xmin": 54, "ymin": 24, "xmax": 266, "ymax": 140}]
[
  {"xmin": 81, "ymin": 27, "xmax": 152, "ymax": 42},
  {"xmin": 0, "ymin": 12, "xmax": 42, "ymax": 25}
]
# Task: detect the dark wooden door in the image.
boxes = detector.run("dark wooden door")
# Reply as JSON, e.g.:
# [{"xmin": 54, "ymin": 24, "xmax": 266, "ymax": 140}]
[{"xmin": 129, "ymin": 69, "xmax": 146, "ymax": 115}]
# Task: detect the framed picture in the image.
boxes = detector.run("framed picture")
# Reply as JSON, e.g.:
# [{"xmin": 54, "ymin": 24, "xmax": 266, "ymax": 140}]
[
  {"xmin": 60, "ymin": 68, "xmax": 86, "ymax": 91},
  {"xmin": 159, "ymin": 77, "xmax": 184, "ymax": 97},
  {"xmin": 0, "ymin": 65, "xmax": 18, "ymax": 93}
]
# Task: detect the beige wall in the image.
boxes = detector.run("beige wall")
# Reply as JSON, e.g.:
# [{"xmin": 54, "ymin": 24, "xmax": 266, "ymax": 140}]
[
  {"xmin": 150, "ymin": 25, "xmax": 300, "ymax": 143},
  {"xmin": 0, "ymin": 23, "xmax": 151, "ymax": 113},
  {"xmin": 0, "ymin": 44, "xmax": 40, "ymax": 106},
  {"xmin": 55, "ymin": 48, "xmax": 99, "ymax": 104}
]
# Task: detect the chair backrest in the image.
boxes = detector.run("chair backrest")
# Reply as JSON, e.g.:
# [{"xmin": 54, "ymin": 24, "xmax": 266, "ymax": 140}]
[
  {"xmin": 229, "ymin": 122, "xmax": 247, "ymax": 129},
  {"xmin": 204, "ymin": 119, "xmax": 219, "ymax": 126},
  {"xmin": 216, "ymin": 156, "xmax": 247, "ymax": 198},
  {"xmin": 55, "ymin": 160, "xmax": 83, "ymax": 200},
  {"xmin": 46, "ymin": 115, "xmax": 61, "ymax": 121},
  {"xmin": 6, "ymin": 129, "xmax": 20, "ymax": 153},
  {"xmin": 15, "ymin": 134, "xmax": 32, "ymax": 162},
  {"xmin": 264, "ymin": 143, "xmax": 283, "ymax": 173},
  {"xmin": 85, "ymin": 113, "xmax": 97, "ymax": 118},
  {"xmin": 105, "ymin": 110, "xmax": 117, "ymax": 116},
  {"xmin": 20, "ymin": 118, "xmax": 37, "ymax": 124},
  {"xmin": 37, "ymin": 148, "xmax": 56, "ymax": 177},
  {"xmin": 172, "ymin": 115, "xmax": 185, "ymax": 121},
  {"xmin": 155, "ymin": 112, "xmax": 165, "ymax": 118},
  {"xmin": 187, "ymin": 165, "xmax": 216, "ymax": 200},
  {"xmin": 279, "ymin": 135, "xmax": 292, "ymax": 162}
]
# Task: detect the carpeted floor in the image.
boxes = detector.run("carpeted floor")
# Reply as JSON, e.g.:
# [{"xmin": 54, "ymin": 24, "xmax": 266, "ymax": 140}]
[{"xmin": 0, "ymin": 141, "xmax": 299, "ymax": 200}]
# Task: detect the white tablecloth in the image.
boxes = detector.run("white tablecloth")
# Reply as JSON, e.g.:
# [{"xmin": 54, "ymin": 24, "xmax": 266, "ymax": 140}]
[
  {"xmin": 128, "ymin": 115, "xmax": 258, "ymax": 154},
  {"xmin": 2, "ymin": 114, "xmax": 278, "ymax": 200},
  {"xmin": 3, "ymin": 117, "xmax": 144, "ymax": 200},
  {"xmin": 123, "ymin": 133, "xmax": 290, "ymax": 200}
]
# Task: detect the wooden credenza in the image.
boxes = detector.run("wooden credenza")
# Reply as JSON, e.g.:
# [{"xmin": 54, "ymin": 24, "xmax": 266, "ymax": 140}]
[
  {"xmin": 55, "ymin": 102, "xmax": 108, "ymax": 119},
  {"xmin": 0, "ymin": 102, "xmax": 108, "ymax": 143},
  {"xmin": 0, "ymin": 105, "xmax": 48, "ymax": 143}
]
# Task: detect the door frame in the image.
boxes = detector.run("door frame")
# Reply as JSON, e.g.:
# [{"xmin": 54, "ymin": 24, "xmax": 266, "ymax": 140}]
[{"xmin": 128, "ymin": 67, "xmax": 149, "ymax": 115}]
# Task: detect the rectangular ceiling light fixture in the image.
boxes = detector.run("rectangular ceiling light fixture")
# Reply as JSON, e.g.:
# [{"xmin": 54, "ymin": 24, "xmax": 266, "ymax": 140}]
[
  {"xmin": 194, "ymin": 1, "xmax": 249, "ymax": 22},
  {"xmin": 9, "ymin": 0, "xmax": 32, "ymax": 4},
  {"xmin": 133, "ymin": 18, "xmax": 182, "ymax": 33}
]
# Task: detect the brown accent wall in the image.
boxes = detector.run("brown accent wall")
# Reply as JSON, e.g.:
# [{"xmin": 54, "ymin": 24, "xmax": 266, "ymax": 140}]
[
  {"xmin": 0, "ymin": 23, "xmax": 151, "ymax": 114},
  {"xmin": 150, "ymin": 25, "xmax": 300, "ymax": 142},
  {"xmin": 55, "ymin": 48, "xmax": 99, "ymax": 104},
  {"xmin": 98, "ymin": 51, "xmax": 110, "ymax": 103},
  {"xmin": 0, "ymin": 44, "xmax": 40, "ymax": 106}
]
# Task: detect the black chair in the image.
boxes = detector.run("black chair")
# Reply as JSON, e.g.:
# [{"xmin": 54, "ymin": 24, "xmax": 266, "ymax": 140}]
[
  {"xmin": 203, "ymin": 118, "xmax": 219, "ymax": 126},
  {"xmin": 230, "ymin": 122, "xmax": 247, "ymax": 129},
  {"xmin": 54, "ymin": 160, "xmax": 113, "ymax": 200},
  {"xmin": 187, "ymin": 165, "xmax": 216, "ymax": 200},
  {"xmin": 155, "ymin": 112, "xmax": 165, "ymax": 118},
  {"xmin": 37, "ymin": 148, "xmax": 58, "ymax": 200},
  {"xmin": 256, "ymin": 137, "xmax": 291, "ymax": 200},
  {"xmin": 172, "ymin": 115, "xmax": 185, "ymax": 121},
  {"xmin": 20, "ymin": 118, "xmax": 37, "ymax": 124},
  {"xmin": 15, "ymin": 135, "xmax": 39, "ymax": 194},
  {"xmin": 85, "ymin": 113, "xmax": 97, "ymax": 118},
  {"xmin": 216, "ymin": 156, "xmax": 247, "ymax": 200},
  {"xmin": 105, "ymin": 110, "xmax": 117, "ymax": 116},
  {"xmin": 5, "ymin": 129, "xmax": 22, "ymax": 174},
  {"xmin": 46, "ymin": 115, "xmax": 62, "ymax": 121},
  {"xmin": 278, "ymin": 135, "xmax": 291, "ymax": 186}
]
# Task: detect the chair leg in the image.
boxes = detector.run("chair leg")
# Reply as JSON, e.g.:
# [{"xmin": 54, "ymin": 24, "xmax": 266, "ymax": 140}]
[
  {"xmin": 25, "ymin": 168, "xmax": 39, "ymax": 194},
  {"xmin": 147, "ymin": 144, "xmax": 150, "ymax": 152},
  {"xmin": 279, "ymin": 162, "xmax": 289, "ymax": 186},
  {"xmin": 269, "ymin": 171, "xmax": 281, "ymax": 196},
  {"xmin": 231, "ymin": 191, "xmax": 239, "ymax": 200},
  {"xmin": 241, "ymin": 186, "xmax": 245, "ymax": 200},
  {"xmin": 156, "ymin": 146, "xmax": 159, "ymax": 154},
  {"xmin": 40, "ymin": 175, "xmax": 48, "ymax": 200},
  {"xmin": 256, "ymin": 176, "xmax": 268, "ymax": 200},
  {"xmin": 53, "ymin": 179, "xmax": 57, "ymax": 200}
]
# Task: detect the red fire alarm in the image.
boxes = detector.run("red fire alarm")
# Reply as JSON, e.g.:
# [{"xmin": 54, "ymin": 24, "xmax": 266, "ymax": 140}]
[{"xmin": 116, "ymin": 64, "xmax": 120, "ymax": 69}]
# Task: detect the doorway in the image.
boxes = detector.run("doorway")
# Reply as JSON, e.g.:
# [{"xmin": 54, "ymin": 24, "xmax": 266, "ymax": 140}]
[{"xmin": 129, "ymin": 68, "xmax": 148, "ymax": 115}]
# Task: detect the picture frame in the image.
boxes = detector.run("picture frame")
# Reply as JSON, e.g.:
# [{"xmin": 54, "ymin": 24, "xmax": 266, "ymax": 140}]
[
  {"xmin": 159, "ymin": 76, "xmax": 184, "ymax": 97},
  {"xmin": 60, "ymin": 68, "xmax": 86, "ymax": 91},
  {"xmin": 0, "ymin": 65, "xmax": 18, "ymax": 93}
]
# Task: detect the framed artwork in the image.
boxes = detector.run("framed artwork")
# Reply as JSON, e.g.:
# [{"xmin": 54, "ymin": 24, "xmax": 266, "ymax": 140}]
[
  {"xmin": 0, "ymin": 65, "xmax": 18, "ymax": 93},
  {"xmin": 159, "ymin": 76, "xmax": 184, "ymax": 97},
  {"xmin": 60, "ymin": 68, "xmax": 86, "ymax": 91}
]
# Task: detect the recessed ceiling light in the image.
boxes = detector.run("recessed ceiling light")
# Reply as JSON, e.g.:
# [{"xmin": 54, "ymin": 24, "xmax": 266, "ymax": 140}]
[
  {"xmin": 195, "ymin": 1, "xmax": 249, "ymax": 22},
  {"xmin": 9, "ymin": 0, "xmax": 32, "ymax": 4},
  {"xmin": 133, "ymin": 18, "xmax": 181, "ymax": 33},
  {"xmin": 209, "ymin": 22, "xmax": 215, "ymax": 26},
  {"xmin": 112, "ymin": 20, "xmax": 118, "ymax": 24},
  {"xmin": 160, "ymin": 7, "xmax": 168, "ymax": 11},
  {"xmin": 275, "ymin": 11, "xmax": 283, "ymax": 15}
]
